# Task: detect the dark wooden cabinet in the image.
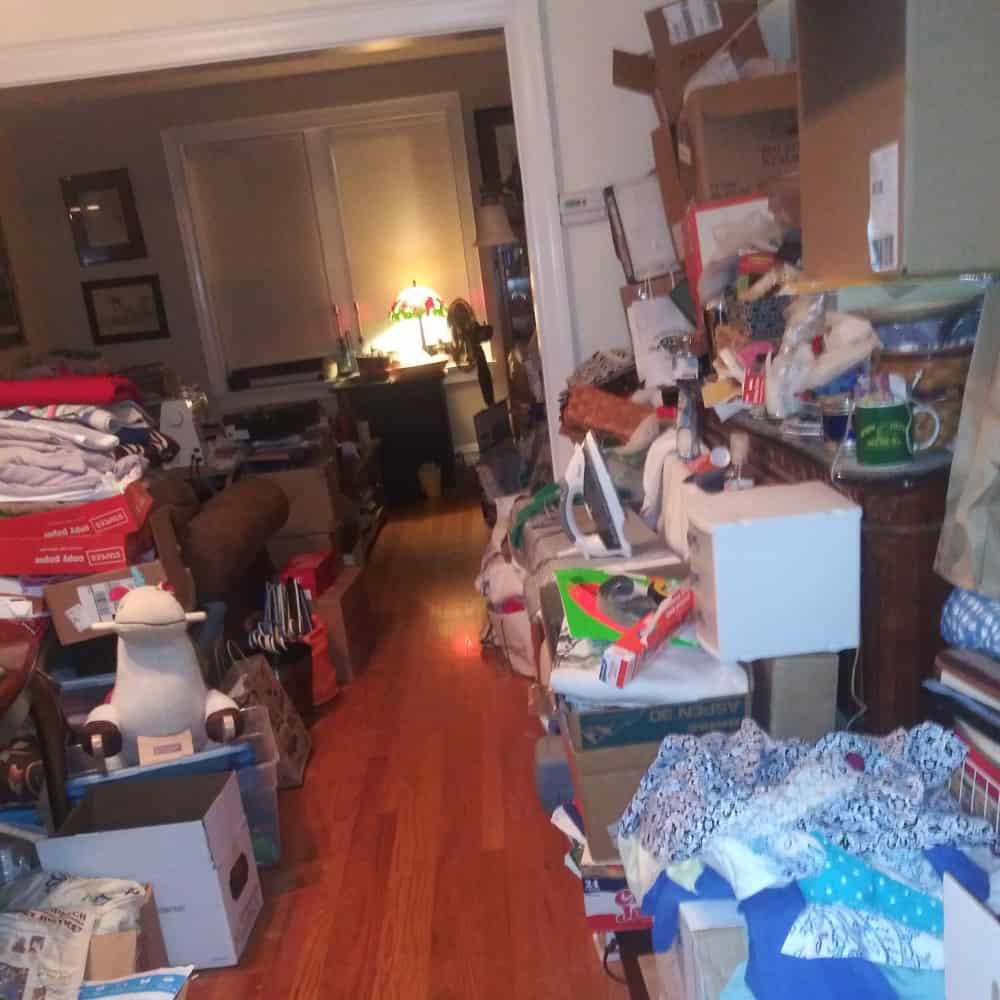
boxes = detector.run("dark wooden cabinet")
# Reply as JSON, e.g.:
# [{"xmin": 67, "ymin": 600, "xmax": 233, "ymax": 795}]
[
  {"xmin": 703, "ymin": 412, "xmax": 952, "ymax": 734},
  {"xmin": 332, "ymin": 374, "xmax": 455, "ymax": 506}
]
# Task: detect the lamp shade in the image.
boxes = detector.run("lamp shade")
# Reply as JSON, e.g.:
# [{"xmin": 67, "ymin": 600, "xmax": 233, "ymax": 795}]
[
  {"xmin": 389, "ymin": 283, "xmax": 446, "ymax": 323},
  {"xmin": 475, "ymin": 202, "xmax": 518, "ymax": 248}
]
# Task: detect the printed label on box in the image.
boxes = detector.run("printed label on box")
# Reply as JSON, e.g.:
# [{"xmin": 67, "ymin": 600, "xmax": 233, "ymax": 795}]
[
  {"xmin": 70, "ymin": 577, "xmax": 137, "ymax": 632},
  {"xmin": 868, "ymin": 141, "xmax": 899, "ymax": 272},
  {"xmin": 663, "ymin": 0, "xmax": 723, "ymax": 45},
  {"xmin": 138, "ymin": 730, "xmax": 195, "ymax": 766},
  {"xmin": 583, "ymin": 878, "xmax": 653, "ymax": 931}
]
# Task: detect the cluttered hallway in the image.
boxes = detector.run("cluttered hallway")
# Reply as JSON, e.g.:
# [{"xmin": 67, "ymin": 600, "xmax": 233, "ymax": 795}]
[{"xmin": 188, "ymin": 499, "xmax": 626, "ymax": 1000}]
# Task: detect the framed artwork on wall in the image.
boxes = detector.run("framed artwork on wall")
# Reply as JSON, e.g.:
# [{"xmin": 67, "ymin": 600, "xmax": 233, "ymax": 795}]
[
  {"xmin": 60, "ymin": 168, "xmax": 147, "ymax": 267},
  {"xmin": 82, "ymin": 275, "xmax": 169, "ymax": 345},
  {"xmin": 0, "ymin": 221, "xmax": 26, "ymax": 350},
  {"xmin": 474, "ymin": 106, "xmax": 518, "ymax": 194}
]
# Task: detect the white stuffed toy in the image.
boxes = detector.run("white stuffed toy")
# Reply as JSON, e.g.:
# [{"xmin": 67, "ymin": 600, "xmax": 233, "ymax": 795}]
[{"xmin": 82, "ymin": 585, "xmax": 242, "ymax": 766}]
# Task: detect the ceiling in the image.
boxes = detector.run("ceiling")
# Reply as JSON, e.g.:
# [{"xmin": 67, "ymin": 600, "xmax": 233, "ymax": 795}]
[{"xmin": 0, "ymin": 30, "xmax": 506, "ymax": 110}]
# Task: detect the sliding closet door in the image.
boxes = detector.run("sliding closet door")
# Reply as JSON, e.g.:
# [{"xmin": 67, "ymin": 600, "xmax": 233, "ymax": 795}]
[
  {"xmin": 183, "ymin": 133, "xmax": 339, "ymax": 376},
  {"xmin": 328, "ymin": 111, "xmax": 478, "ymax": 346}
]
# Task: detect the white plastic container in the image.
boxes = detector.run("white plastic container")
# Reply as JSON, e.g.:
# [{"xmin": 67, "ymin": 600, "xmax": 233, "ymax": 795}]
[{"xmin": 686, "ymin": 482, "xmax": 861, "ymax": 662}]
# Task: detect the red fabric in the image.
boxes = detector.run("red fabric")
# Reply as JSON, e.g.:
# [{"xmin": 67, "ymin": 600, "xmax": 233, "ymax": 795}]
[{"xmin": 0, "ymin": 375, "xmax": 141, "ymax": 407}]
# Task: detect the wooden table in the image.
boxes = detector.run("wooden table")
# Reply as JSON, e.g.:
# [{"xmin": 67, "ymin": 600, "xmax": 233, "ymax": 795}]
[
  {"xmin": 703, "ymin": 411, "xmax": 952, "ymax": 733},
  {"xmin": 331, "ymin": 373, "xmax": 455, "ymax": 505}
]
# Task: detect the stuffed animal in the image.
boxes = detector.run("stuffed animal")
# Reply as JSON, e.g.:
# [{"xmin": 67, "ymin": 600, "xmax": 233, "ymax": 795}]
[{"xmin": 81, "ymin": 585, "xmax": 242, "ymax": 766}]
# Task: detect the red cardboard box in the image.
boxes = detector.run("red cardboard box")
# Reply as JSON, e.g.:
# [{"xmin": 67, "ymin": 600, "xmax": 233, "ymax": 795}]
[
  {"xmin": 0, "ymin": 483, "xmax": 154, "ymax": 576},
  {"xmin": 583, "ymin": 875, "xmax": 653, "ymax": 933},
  {"xmin": 0, "ymin": 482, "xmax": 152, "ymax": 541},
  {"xmin": 279, "ymin": 552, "xmax": 338, "ymax": 602},
  {"xmin": 2, "ymin": 534, "xmax": 146, "ymax": 577}
]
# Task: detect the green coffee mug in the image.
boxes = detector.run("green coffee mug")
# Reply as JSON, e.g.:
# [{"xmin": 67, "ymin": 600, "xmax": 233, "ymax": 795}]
[{"xmin": 855, "ymin": 400, "xmax": 941, "ymax": 465}]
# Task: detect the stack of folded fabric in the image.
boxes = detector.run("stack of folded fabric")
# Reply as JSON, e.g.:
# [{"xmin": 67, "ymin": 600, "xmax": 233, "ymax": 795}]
[
  {"xmin": 617, "ymin": 719, "xmax": 998, "ymax": 1000},
  {"xmin": 0, "ymin": 375, "xmax": 177, "ymax": 503}
]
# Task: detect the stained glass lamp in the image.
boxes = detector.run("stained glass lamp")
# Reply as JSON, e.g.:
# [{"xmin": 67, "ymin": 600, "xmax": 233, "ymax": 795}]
[{"xmin": 389, "ymin": 282, "xmax": 447, "ymax": 353}]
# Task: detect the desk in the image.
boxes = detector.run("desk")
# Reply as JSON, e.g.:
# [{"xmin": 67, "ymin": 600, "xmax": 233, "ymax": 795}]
[
  {"xmin": 331, "ymin": 374, "xmax": 455, "ymax": 505},
  {"xmin": 703, "ymin": 411, "xmax": 952, "ymax": 733}
]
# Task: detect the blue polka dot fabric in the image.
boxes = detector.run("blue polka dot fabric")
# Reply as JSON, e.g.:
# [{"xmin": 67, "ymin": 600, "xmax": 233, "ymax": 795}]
[
  {"xmin": 941, "ymin": 587, "xmax": 1000, "ymax": 657},
  {"xmin": 799, "ymin": 836, "xmax": 942, "ymax": 936}
]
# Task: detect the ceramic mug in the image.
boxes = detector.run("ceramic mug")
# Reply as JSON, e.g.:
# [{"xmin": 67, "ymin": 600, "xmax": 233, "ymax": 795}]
[{"xmin": 855, "ymin": 400, "xmax": 941, "ymax": 465}]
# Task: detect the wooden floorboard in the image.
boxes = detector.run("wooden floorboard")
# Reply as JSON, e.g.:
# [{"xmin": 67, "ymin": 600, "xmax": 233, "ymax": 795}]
[{"xmin": 188, "ymin": 498, "xmax": 627, "ymax": 999}]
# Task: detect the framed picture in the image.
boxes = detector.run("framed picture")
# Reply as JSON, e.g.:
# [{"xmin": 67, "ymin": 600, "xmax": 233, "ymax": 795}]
[
  {"xmin": 474, "ymin": 106, "xmax": 518, "ymax": 194},
  {"xmin": 82, "ymin": 275, "xmax": 169, "ymax": 345},
  {"xmin": 0, "ymin": 221, "xmax": 26, "ymax": 350},
  {"xmin": 61, "ymin": 168, "xmax": 147, "ymax": 267}
]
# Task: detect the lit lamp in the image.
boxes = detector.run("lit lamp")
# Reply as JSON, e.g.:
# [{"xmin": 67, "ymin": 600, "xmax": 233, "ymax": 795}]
[{"xmin": 388, "ymin": 282, "xmax": 449, "ymax": 363}]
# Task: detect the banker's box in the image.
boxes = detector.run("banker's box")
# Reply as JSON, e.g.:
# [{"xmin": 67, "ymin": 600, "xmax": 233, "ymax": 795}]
[{"xmin": 38, "ymin": 771, "xmax": 262, "ymax": 970}]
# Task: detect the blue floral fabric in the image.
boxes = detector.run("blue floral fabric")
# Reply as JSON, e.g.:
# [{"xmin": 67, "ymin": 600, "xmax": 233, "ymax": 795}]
[
  {"xmin": 941, "ymin": 587, "xmax": 1000, "ymax": 657},
  {"xmin": 618, "ymin": 720, "xmax": 991, "ymax": 872}
]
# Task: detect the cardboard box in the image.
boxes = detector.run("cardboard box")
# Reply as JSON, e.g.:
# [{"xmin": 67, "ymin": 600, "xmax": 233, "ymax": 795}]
[
  {"xmin": 0, "ymin": 482, "xmax": 153, "ymax": 541},
  {"xmin": 564, "ymin": 735, "xmax": 661, "ymax": 862},
  {"xmin": 612, "ymin": 49, "xmax": 656, "ymax": 97},
  {"xmin": 652, "ymin": 126, "xmax": 688, "ymax": 250},
  {"xmin": 676, "ymin": 72, "xmax": 798, "ymax": 202},
  {"xmin": 798, "ymin": 0, "xmax": 1000, "ymax": 282},
  {"xmin": 42, "ymin": 510, "xmax": 195, "ymax": 647},
  {"xmin": 752, "ymin": 653, "xmax": 839, "ymax": 742},
  {"xmin": 254, "ymin": 459, "xmax": 342, "ymax": 568},
  {"xmin": 645, "ymin": 0, "xmax": 760, "ymax": 123},
  {"xmin": 582, "ymin": 873, "xmax": 653, "ymax": 933},
  {"xmin": 562, "ymin": 687, "xmax": 749, "ymax": 751},
  {"xmin": 38, "ymin": 772, "xmax": 263, "ymax": 970},
  {"xmin": 314, "ymin": 566, "xmax": 374, "ymax": 683},
  {"xmin": 86, "ymin": 885, "xmax": 169, "ymax": 982}
]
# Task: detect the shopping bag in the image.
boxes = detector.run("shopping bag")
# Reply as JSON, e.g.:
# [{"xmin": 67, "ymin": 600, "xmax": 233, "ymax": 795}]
[{"xmin": 223, "ymin": 649, "xmax": 311, "ymax": 789}]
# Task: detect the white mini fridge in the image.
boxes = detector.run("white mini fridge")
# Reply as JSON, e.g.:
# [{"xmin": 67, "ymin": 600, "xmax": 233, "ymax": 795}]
[{"xmin": 686, "ymin": 482, "xmax": 861, "ymax": 662}]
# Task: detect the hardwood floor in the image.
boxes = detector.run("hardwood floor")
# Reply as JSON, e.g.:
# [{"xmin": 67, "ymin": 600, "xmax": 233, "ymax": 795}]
[{"xmin": 189, "ymin": 499, "xmax": 629, "ymax": 1000}]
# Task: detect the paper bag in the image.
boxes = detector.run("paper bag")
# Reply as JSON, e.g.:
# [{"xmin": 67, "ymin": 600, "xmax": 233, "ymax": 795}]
[
  {"xmin": 935, "ymin": 285, "xmax": 1000, "ymax": 598},
  {"xmin": 224, "ymin": 652, "xmax": 311, "ymax": 789}
]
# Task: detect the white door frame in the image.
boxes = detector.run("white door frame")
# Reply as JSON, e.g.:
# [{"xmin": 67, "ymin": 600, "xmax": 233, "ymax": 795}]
[{"xmin": 0, "ymin": 0, "xmax": 575, "ymax": 466}]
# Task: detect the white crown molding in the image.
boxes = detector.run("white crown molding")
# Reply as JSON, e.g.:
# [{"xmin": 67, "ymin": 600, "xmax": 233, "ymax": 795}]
[{"xmin": 0, "ymin": 0, "xmax": 504, "ymax": 89}]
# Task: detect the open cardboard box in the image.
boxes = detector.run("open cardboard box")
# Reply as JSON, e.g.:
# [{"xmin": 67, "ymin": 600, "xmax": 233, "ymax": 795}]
[
  {"xmin": 43, "ymin": 507, "xmax": 195, "ymax": 647},
  {"xmin": 38, "ymin": 772, "xmax": 262, "ymax": 970},
  {"xmin": 676, "ymin": 71, "xmax": 798, "ymax": 202},
  {"xmin": 87, "ymin": 885, "xmax": 171, "ymax": 983},
  {"xmin": 645, "ymin": 0, "xmax": 760, "ymax": 123}
]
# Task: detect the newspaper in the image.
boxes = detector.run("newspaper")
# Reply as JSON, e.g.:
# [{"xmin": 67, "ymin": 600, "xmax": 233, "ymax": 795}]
[
  {"xmin": 0, "ymin": 908, "xmax": 94, "ymax": 1000},
  {"xmin": 78, "ymin": 967, "xmax": 193, "ymax": 1000}
]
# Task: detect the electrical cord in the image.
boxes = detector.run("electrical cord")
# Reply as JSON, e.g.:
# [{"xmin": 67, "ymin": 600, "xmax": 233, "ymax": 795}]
[
  {"xmin": 602, "ymin": 939, "xmax": 626, "ymax": 986},
  {"xmin": 846, "ymin": 645, "xmax": 868, "ymax": 730}
]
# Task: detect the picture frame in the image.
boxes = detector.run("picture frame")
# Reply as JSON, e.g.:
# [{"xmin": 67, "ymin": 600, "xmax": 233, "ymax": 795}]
[
  {"xmin": 60, "ymin": 168, "xmax": 147, "ymax": 267},
  {"xmin": 474, "ymin": 106, "xmax": 518, "ymax": 194},
  {"xmin": 0, "ymin": 221, "xmax": 26, "ymax": 350},
  {"xmin": 81, "ymin": 275, "xmax": 170, "ymax": 345}
]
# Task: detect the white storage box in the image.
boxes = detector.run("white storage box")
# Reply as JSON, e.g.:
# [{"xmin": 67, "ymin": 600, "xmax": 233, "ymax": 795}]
[
  {"xmin": 672, "ymin": 899, "xmax": 748, "ymax": 1000},
  {"xmin": 38, "ymin": 771, "xmax": 262, "ymax": 970},
  {"xmin": 686, "ymin": 482, "xmax": 861, "ymax": 662}
]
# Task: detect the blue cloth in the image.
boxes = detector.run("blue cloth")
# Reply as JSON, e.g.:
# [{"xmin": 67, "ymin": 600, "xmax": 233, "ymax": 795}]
[
  {"xmin": 740, "ymin": 884, "xmax": 896, "ymax": 1000},
  {"xmin": 941, "ymin": 587, "xmax": 1000, "ymax": 657},
  {"xmin": 883, "ymin": 967, "xmax": 945, "ymax": 1000},
  {"xmin": 641, "ymin": 867, "xmax": 734, "ymax": 953},
  {"xmin": 800, "ymin": 837, "xmax": 942, "ymax": 935},
  {"xmin": 924, "ymin": 844, "xmax": 990, "ymax": 902}
]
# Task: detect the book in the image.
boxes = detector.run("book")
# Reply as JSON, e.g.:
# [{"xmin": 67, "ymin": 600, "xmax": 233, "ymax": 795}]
[{"xmin": 937, "ymin": 648, "xmax": 1000, "ymax": 713}]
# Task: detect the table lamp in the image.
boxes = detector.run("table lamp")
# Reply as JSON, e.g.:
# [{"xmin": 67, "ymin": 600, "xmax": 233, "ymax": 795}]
[
  {"xmin": 475, "ymin": 193, "xmax": 518, "ymax": 249},
  {"xmin": 389, "ymin": 282, "xmax": 447, "ymax": 355}
]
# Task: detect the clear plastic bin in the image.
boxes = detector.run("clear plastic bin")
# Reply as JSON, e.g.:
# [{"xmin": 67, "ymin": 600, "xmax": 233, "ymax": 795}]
[{"xmin": 62, "ymin": 705, "xmax": 281, "ymax": 866}]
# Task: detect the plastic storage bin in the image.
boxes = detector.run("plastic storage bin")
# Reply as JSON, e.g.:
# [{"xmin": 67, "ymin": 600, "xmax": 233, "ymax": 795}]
[{"xmin": 62, "ymin": 706, "xmax": 281, "ymax": 866}]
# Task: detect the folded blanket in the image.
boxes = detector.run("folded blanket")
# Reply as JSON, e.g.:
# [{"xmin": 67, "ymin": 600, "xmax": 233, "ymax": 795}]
[
  {"xmin": 0, "ymin": 416, "xmax": 118, "ymax": 453},
  {"xmin": 0, "ymin": 375, "xmax": 140, "ymax": 407},
  {"xmin": 0, "ymin": 401, "xmax": 149, "ymax": 433}
]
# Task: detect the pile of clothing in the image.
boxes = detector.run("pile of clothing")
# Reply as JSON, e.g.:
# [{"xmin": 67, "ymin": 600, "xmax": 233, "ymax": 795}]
[
  {"xmin": 0, "ymin": 375, "xmax": 177, "ymax": 503},
  {"xmin": 617, "ymin": 719, "xmax": 996, "ymax": 999}
]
